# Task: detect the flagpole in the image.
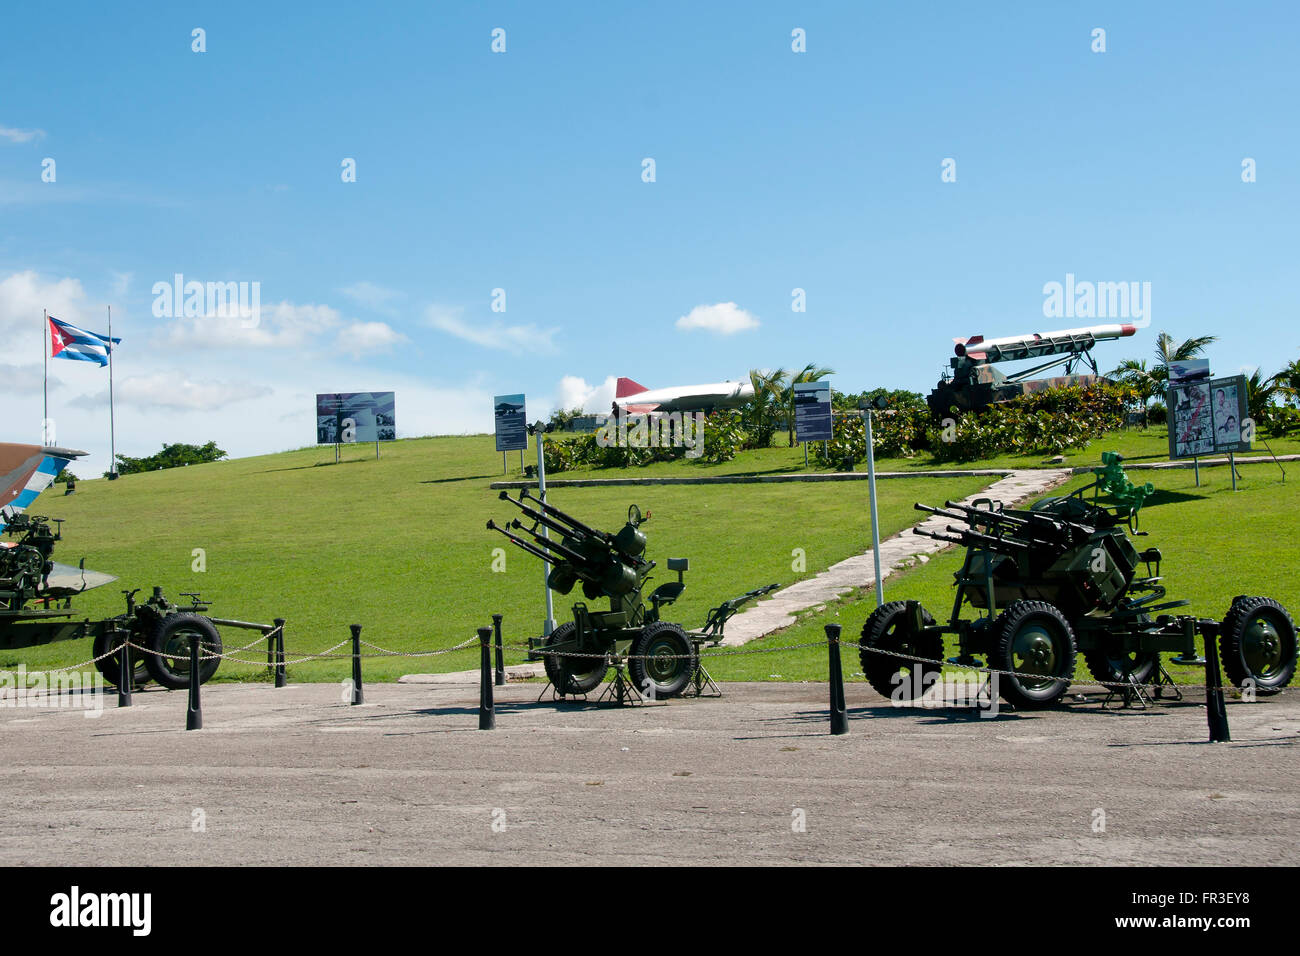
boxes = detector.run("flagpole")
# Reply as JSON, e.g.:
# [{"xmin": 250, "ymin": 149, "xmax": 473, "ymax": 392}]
[
  {"xmin": 107, "ymin": 306, "xmax": 117, "ymax": 479},
  {"xmin": 42, "ymin": 309, "xmax": 48, "ymax": 446}
]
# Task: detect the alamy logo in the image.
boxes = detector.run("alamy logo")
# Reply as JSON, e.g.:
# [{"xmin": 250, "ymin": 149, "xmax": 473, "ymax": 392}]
[
  {"xmin": 1042, "ymin": 273, "xmax": 1150, "ymax": 323},
  {"xmin": 152, "ymin": 273, "xmax": 261, "ymax": 327},
  {"xmin": 49, "ymin": 886, "xmax": 151, "ymax": 936},
  {"xmin": 0, "ymin": 665, "xmax": 103, "ymax": 718}
]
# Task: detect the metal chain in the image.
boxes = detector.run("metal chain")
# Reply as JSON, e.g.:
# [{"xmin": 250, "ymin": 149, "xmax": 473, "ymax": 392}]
[{"xmin": 842, "ymin": 637, "xmax": 1294, "ymax": 694}]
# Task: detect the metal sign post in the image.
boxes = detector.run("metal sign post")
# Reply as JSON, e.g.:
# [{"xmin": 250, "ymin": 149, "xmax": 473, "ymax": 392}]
[
  {"xmin": 535, "ymin": 424, "xmax": 555, "ymax": 637},
  {"xmin": 865, "ymin": 408, "xmax": 884, "ymax": 608}
]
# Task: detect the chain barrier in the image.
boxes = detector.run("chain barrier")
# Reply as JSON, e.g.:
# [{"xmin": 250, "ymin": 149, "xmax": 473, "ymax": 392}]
[{"xmin": 841, "ymin": 637, "xmax": 1294, "ymax": 695}]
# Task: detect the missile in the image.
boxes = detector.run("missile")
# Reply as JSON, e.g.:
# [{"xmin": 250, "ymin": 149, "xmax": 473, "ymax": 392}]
[{"xmin": 954, "ymin": 324, "xmax": 1136, "ymax": 361}]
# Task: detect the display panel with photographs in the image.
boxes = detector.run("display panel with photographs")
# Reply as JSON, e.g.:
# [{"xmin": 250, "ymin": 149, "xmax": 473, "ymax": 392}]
[
  {"xmin": 1168, "ymin": 375, "xmax": 1249, "ymax": 459},
  {"xmin": 316, "ymin": 392, "xmax": 397, "ymax": 444}
]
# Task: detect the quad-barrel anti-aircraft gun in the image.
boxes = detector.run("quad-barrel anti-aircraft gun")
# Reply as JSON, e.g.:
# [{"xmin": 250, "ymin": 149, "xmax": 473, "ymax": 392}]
[
  {"xmin": 488, "ymin": 490, "xmax": 776, "ymax": 698},
  {"xmin": 860, "ymin": 453, "xmax": 1296, "ymax": 707}
]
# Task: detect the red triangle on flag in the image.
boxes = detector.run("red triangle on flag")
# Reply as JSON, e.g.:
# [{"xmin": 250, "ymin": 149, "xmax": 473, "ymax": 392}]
[{"xmin": 48, "ymin": 318, "xmax": 67, "ymax": 357}]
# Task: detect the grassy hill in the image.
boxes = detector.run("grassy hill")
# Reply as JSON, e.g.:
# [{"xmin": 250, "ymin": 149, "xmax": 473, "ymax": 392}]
[{"xmin": 13, "ymin": 434, "xmax": 994, "ymax": 682}]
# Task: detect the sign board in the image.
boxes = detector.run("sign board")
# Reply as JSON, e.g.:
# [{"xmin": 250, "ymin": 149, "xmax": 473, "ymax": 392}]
[
  {"xmin": 793, "ymin": 381, "xmax": 832, "ymax": 442},
  {"xmin": 493, "ymin": 394, "xmax": 528, "ymax": 452},
  {"xmin": 1168, "ymin": 375, "xmax": 1250, "ymax": 459},
  {"xmin": 316, "ymin": 392, "xmax": 396, "ymax": 444}
]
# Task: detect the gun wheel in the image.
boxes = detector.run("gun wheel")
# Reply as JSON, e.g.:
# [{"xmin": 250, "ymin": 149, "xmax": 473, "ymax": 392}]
[
  {"xmin": 628, "ymin": 622, "xmax": 696, "ymax": 699},
  {"xmin": 1083, "ymin": 648, "xmax": 1159, "ymax": 686},
  {"xmin": 1219, "ymin": 596, "xmax": 1297, "ymax": 693},
  {"xmin": 1083, "ymin": 616, "xmax": 1158, "ymax": 685},
  {"xmin": 142, "ymin": 612, "xmax": 223, "ymax": 690},
  {"xmin": 92, "ymin": 629, "xmax": 152, "ymax": 690},
  {"xmin": 991, "ymin": 601, "xmax": 1076, "ymax": 708},
  {"xmin": 858, "ymin": 601, "xmax": 942, "ymax": 700},
  {"xmin": 541, "ymin": 623, "xmax": 608, "ymax": 695}
]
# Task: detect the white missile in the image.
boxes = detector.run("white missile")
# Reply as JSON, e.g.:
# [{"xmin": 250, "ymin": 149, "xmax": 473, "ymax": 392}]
[{"xmin": 954, "ymin": 323, "xmax": 1137, "ymax": 361}]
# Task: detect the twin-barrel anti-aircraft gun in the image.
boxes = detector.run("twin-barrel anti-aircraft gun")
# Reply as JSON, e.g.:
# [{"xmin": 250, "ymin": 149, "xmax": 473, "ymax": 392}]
[{"xmin": 488, "ymin": 489, "xmax": 776, "ymax": 698}]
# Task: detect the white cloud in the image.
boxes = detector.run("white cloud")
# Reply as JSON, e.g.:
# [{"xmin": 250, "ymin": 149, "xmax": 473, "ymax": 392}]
[
  {"xmin": 553, "ymin": 375, "xmax": 618, "ymax": 414},
  {"xmin": 160, "ymin": 301, "xmax": 342, "ymax": 350},
  {"xmin": 71, "ymin": 372, "xmax": 272, "ymax": 413},
  {"xmin": 340, "ymin": 281, "xmax": 402, "ymax": 313},
  {"xmin": 675, "ymin": 301, "xmax": 759, "ymax": 335},
  {"xmin": 0, "ymin": 270, "xmax": 94, "ymax": 336},
  {"xmin": 336, "ymin": 320, "xmax": 407, "ymax": 357},
  {"xmin": 426, "ymin": 304, "xmax": 558, "ymax": 354},
  {"xmin": 0, "ymin": 126, "xmax": 45, "ymax": 143}
]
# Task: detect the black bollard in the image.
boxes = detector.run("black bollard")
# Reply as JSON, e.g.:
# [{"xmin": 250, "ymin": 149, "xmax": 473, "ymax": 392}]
[
  {"xmin": 492, "ymin": 614, "xmax": 505, "ymax": 687},
  {"xmin": 116, "ymin": 631, "xmax": 132, "ymax": 708},
  {"xmin": 349, "ymin": 624, "xmax": 364, "ymax": 705},
  {"xmin": 186, "ymin": 633, "xmax": 202, "ymax": 730},
  {"xmin": 478, "ymin": 626, "xmax": 495, "ymax": 730},
  {"xmin": 274, "ymin": 618, "xmax": 287, "ymax": 688},
  {"xmin": 825, "ymin": 623, "xmax": 848, "ymax": 735},
  {"xmin": 1203, "ymin": 624, "xmax": 1231, "ymax": 743}
]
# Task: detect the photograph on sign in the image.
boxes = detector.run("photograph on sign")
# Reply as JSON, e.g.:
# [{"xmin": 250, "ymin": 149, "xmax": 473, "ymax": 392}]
[
  {"xmin": 1168, "ymin": 359, "xmax": 1210, "ymax": 384},
  {"xmin": 316, "ymin": 392, "xmax": 396, "ymax": 444},
  {"xmin": 1170, "ymin": 382, "xmax": 1213, "ymax": 457},
  {"xmin": 494, "ymin": 393, "xmax": 528, "ymax": 452},
  {"xmin": 1211, "ymin": 381, "xmax": 1241, "ymax": 444}
]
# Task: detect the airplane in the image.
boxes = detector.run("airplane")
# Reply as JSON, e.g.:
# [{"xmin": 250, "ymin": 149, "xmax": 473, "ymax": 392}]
[{"xmin": 611, "ymin": 376, "xmax": 754, "ymax": 415}]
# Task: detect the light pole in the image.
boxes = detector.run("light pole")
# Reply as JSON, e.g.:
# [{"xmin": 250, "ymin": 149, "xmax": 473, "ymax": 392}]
[{"xmin": 858, "ymin": 397, "xmax": 888, "ymax": 608}]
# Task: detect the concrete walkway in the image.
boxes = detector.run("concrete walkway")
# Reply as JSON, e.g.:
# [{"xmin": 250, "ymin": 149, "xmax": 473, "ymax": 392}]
[{"xmin": 717, "ymin": 468, "xmax": 1072, "ymax": 645}]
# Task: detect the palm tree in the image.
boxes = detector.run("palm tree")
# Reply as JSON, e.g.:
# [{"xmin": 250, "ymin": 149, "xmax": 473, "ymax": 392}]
[
  {"xmin": 1151, "ymin": 331, "xmax": 1217, "ymax": 384},
  {"xmin": 1244, "ymin": 367, "xmax": 1279, "ymax": 428},
  {"xmin": 1107, "ymin": 358, "xmax": 1160, "ymax": 425},
  {"xmin": 743, "ymin": 368, "xmax": 788, "ymax": 448},
  {"xmin": 783, "ymin": 362, "xmax": 836, "ymax": 445},
  {"xmin": 1270, "ymin": 356, "xmax": 1300, "ymax": 408}
]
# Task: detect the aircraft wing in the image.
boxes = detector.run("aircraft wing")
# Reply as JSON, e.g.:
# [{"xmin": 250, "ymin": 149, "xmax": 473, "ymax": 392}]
[{"xmin": 43, "ymin": 560, "xmax": 118, "ymax": 598}]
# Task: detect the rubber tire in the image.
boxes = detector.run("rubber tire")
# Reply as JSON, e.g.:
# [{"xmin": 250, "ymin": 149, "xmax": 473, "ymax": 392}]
[
  {"xmin": 628, "ymin": 622, "xmax": 696, "ymax": 699},
  {"xmin": 1219, "ymin": 596, "xmax": 1297, "ymax": 694},
  {"xmin": 92, "ymin": 629, "xmax": 152, "ymax": 690},
  {"xmin": 858, "ymin": 601, "xmax": 942, "ymax": 700},
  {"xmin": 991, "ymin": 601, "xmax": 1076, "ymax": 709},
  {"xmin": 143, "ymin": 613, "xmax": 223, "ymax": 690},
  {"xmin": 1083, "ymin": 615, "xmax": 1158, "ymax": 685},
  {"xmin": 541, "ymin": 622, "xmax": 608, "ymax": 695}
]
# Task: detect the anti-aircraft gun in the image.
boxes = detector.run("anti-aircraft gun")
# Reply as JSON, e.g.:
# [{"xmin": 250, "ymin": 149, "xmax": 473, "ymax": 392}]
[
  {"xmin": 928, "ymin": 323, "xmax": 1137, "ymax": 417},
  {"xmin": 0, "ymin": 512, "xmax": 276, "ymax": 691},
  {"xmin": 488, "ymin": 490, "xmax": 776, "ymax": 698},
  {"xmin": 859, "ymin": 452, "xmax": 1296, "ymax": 708}
]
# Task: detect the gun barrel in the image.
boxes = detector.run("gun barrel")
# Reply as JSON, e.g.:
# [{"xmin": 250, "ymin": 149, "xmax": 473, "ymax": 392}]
[
  {"xmin": 486, "ymin": 519, "xmax": 563, "ymax": 567},
  {"xmin": 517, "ymin": 489, "xmax": 613, "ymax": 544},
  {"xmin": 507, "ymin": 518, "xmax": 599, "ymax": 570}
]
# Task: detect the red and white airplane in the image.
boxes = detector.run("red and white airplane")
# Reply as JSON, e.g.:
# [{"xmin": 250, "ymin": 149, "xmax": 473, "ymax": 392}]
[{"xmin": 612, "ymin": 376, "xmax": 754, "ymax": 415}]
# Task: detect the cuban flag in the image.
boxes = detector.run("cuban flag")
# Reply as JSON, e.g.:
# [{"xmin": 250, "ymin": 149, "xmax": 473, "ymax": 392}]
[{"xmin": 48, "ymin": 315, "xmax": 119, "ymax": 366}]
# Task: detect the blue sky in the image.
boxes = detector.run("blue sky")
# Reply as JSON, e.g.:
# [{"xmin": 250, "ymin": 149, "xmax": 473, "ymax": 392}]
[{"xmin": 2, "ymin": 2, "xmax": 1297, "ymax": 475}]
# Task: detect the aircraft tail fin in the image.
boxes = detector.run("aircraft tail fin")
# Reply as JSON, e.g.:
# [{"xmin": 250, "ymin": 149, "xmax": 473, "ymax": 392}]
[
  {"xmin": 0, "ymin": 444, "xmax": 86, "ymax": 528},
  {"xmin": 615, "ymin": 377, "xmax": 648, "ymax": 398}
]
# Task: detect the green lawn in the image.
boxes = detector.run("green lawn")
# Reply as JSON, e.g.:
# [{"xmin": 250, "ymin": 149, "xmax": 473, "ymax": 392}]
[
  {"xmin": 706, "ymin": 462, "xmax": 1300, "ymax": 685},
  {"xmin": 11, "ymin": 434, "xmax": 993, "ymax": 683}
]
